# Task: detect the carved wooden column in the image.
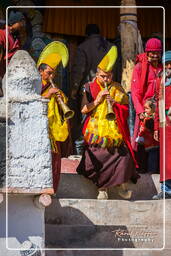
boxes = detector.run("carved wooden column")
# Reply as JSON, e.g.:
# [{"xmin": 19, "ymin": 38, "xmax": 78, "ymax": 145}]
[{"xmin": 120, "ymin": 0, "xmax": 138, "ymax": 63}]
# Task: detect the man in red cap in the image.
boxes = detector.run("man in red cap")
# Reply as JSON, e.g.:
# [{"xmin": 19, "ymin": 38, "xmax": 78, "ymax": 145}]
[
  {"xmin": 0, "ymin": 11, "xmax": 25, "ymax": 96},
  {"xmin": 131, "ymin": 38, "xmax": 163, "ymax": 173}
]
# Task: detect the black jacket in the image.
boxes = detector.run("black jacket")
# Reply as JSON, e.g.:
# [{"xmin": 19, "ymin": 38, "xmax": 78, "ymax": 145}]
[{"xmin": 71, "ymin": 34, "xmax": 114, "ymax": 94}]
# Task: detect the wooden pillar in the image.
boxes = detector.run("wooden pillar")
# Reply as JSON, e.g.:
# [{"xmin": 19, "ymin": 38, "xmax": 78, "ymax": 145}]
[
  {"xmin": 120, "ymin": 0, "xmax": 138, "ymax": 67},
  {"xmin": 120, "ymin": 0, "xmax": 143, "ymax": 92}
]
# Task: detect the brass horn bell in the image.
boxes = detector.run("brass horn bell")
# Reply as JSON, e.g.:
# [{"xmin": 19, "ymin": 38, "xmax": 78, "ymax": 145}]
[{"xmin": 49, "ymin": 78, "xmax": 74, "ymax": 120}]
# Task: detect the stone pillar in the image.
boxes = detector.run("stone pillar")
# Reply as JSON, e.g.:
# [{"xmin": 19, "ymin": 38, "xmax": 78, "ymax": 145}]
[
  {"xmin": 6, "ymin": 50, "xmax": 53, "ymax": 193},
  {"xmin": 0, "ymin": 50, "xmax": 53, "ymax": 254}
]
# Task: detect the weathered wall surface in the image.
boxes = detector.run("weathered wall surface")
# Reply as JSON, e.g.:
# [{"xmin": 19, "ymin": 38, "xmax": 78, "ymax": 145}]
[{"xmin": 8, "ymin": 98, "xmax": 52, "ymax": 189}]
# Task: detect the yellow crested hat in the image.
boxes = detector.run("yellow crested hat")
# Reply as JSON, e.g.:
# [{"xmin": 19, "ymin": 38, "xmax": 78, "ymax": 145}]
[
  {"xmin": 37, "ymin": 41, "xmax": 69, "ymax": 69},
  {"xmin": 98, "ymin": 46, "xmax": 117, "ymax": 72}
]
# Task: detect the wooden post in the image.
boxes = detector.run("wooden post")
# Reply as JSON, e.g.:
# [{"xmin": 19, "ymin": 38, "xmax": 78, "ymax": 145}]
[
  {"xmin": 120, "ymin": 0, "xmax": 143, "ymax": 92},
  {"xmin": 120, "ymin": 0, "xmax": 144, "ymax": 137},
  {"xmin": 120, "ymin": 0, "xmax": 138, "ymax": 66}
]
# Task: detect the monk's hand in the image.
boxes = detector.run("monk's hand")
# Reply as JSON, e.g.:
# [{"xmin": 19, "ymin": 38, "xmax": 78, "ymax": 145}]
[
  {"xmin": 154, "ymin": 130, "xmax": 159, "ymax": 142},
  {"xmin": 106, "ymin": 95, "xmax": 115, "ymax": 106},
  {"xmin": 139, "ymin": 112, "xmax": 145, "ymax": 120},
  {"xmin": 95, "ymin": 89, "xmax": 109, "ymax": 105},
  {"xmin": 48, "ymin": 88, "xmax": 59, "ymax": 96},
  {"xmin": 43, "ymin": 88, "xmax": 59, "ymax": 99},
  {"xmin": 55, "ymin": 89, "xmax": 63, "ymax": 99}
]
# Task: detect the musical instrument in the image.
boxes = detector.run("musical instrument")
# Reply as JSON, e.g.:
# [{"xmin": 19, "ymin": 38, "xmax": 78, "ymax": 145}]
[
  {"xmin": 104, "ymin": 82, "xmax": 116, "ymax": 121},
  {"xmin": 49, "ymin": 78, "xmax": 74, "ymax": 120}
]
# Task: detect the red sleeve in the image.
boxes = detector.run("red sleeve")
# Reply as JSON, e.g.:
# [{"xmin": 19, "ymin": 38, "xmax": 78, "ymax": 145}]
[
  {"xmin": 0, "ymin": 29, "xmax": 5, "ymax": 47},
  {"xmin": 131, "ymin": 63, "xmax": 144, "ymax": 115},
  {"xmin": 114, "ymin": 103, "xmax": 138, "ymax": 168},
  {"xmin": 154, "ymin": 77, "xmax": 160, "ymax": 131},
  {"xmin": 139, "ymin": 120, "xmax": 146, "ymax": 136}
]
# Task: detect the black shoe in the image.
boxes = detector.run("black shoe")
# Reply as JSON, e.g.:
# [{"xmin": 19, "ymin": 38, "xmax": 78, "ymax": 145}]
[
  {"xmin": 152, "ymin": 191, "xmax": 171, "ymax": 200},
  {"xmin": 152, "ymin": 191, "xmax": 164, "ymax": 200},
  {"xmin": 165, "ymin": 192, "xmax": 171, "ymax": 199}
]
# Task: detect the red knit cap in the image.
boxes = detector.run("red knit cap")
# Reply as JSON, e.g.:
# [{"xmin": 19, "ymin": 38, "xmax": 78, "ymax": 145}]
[{"xmin": 145, "ymin": 38, "xmax": 162, "ymax": 52}]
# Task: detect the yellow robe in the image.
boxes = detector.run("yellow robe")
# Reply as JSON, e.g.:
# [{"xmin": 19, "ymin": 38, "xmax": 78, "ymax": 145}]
[{"xmin": 41, "ymin": 81, "xmax": 69, "ymax": 152}]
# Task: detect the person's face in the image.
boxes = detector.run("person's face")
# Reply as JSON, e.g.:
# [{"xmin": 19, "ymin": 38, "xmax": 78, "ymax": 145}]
[
  {"xmin": 165, "ymin": 61, "xmax": 171, "ymax": 70},
  {"xmin": 144, "ymin": 102, "xmax": 153, "ymax": 115},
  {"xmin": 147, "ymin": 51, "xmax": 161, "ymax": 62},
  {"xmin": 165, "ymin": 61, "xmax": 171, "ymax": 77},
  {"xmin": 40, "ymin": 66, "xmax": 55, "ymax": 82},
  {"xmin": 96, "ymin": 69, "xmax": 113, "ymax": 86},
  {"xmin": 9, "ymin": 20, "xmax": 25, "ymax": 33}
]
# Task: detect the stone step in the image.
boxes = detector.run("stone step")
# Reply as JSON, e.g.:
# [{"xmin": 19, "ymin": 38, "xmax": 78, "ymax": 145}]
[
  {"xmin": 58, "ymin": 158, "xmax": 160, "ymax": 200},
  {"xmin": 45, "ymin": 199, "xmax": 163, "ymax": 226},
  {"xmin": 45, "ymin": 199, "xmax": 168, "ymax": 249},
  {"xmin": 45, "ymin": 223, "xmax": 162, "ymax": 248},
  {"xmin": 45, "ymin": 249, "xmax": 171, "ymax": 256}
]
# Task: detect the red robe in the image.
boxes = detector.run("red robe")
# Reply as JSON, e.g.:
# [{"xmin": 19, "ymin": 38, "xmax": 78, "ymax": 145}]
[
  {"xmin": 138, "ymin": 117, "xmax": 159, "ymax": 150},
  {"xmin": 0, "ymin": 28, "xmax": 20, "ymax": 77},
  {"xmin": 154, "ymin": 76, "xmax": 171, "ymax": 182},
  {"xmin": 131, "ymin": 53, "xmax": 163, "ymax": 150}
]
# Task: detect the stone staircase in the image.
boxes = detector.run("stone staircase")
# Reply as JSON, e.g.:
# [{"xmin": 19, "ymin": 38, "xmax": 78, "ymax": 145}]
[{"xmin": 45, "ymin": 157, "xmax": 171, "ymax": 256}]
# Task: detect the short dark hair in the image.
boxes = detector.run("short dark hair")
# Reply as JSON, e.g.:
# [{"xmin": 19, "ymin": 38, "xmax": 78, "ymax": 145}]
[
  {"xmin": 38, "ymin": 63, "xmax": 49, "ymax": 71},
  {"xmin": 145, "ymin": 98, "xmax": 156, "ymax": 112},
  {"xmin": 8, "ymin": 11, "xmax": 25, "ymax": 26},
  {"xmin": 85, "ymin": 24, "xmax": 100, "ymax": 36}
]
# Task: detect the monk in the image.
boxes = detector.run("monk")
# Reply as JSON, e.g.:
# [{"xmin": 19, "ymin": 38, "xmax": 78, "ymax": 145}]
[{"xmin": 76, "ymin": 46, "xmax": 139, "ymax": 200}]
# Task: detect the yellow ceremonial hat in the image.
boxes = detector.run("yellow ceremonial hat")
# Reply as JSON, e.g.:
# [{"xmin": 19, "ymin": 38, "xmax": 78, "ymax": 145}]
[
  {"xmin": 98, "ymin": 46, "xmax": 117, "ymax": 72},
  {"xmin": 37, "ymin": 41, "xmax": 69, "ymax": 69}
]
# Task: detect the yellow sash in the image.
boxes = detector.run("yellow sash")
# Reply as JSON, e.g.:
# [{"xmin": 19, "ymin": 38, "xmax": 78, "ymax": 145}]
[
  {"xmin": 84, "ymin": 83, "xmax": 128, "ymax": 148},
  {"xmin": 42, "ymin": 83, "xmax": 69, "ymax": 152}
]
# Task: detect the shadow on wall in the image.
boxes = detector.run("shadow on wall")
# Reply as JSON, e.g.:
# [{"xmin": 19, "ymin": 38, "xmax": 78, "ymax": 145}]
[{"xmin": 45, "ymin": 199, "xmax": 134, "ymax": 250}]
